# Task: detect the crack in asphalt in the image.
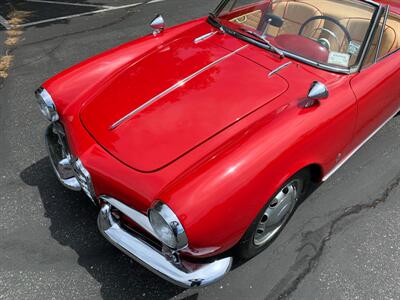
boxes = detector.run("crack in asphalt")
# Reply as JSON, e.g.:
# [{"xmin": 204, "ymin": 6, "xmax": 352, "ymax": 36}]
[
  {"xmin": 265, "ymin": 171, "xmax": 400, "ymax": 300},
  {"xmin": 10, "ymin": 39, "xmax": 65, "ymax": 72},
  {"xmin": 13, "ymin": 0, "xmax": 158, "ymax": 51},
  {"xmin": 17, "ymin": 10, "xmax": 136, "ymax": 50},
  {"xmin": 9, "ymin": 10, "xmax": 136, "ymax": 73}
]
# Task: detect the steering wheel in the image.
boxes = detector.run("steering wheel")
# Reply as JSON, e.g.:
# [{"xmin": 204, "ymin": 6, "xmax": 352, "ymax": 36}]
[{"xmin": 298, "ymin": 16, "xmax": 352, "ymax": 51}]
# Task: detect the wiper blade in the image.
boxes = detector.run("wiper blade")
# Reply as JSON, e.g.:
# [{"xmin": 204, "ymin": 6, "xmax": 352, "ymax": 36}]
[{"xmin": 239, "ymin": 28, "xmax": 284, "ymax": 58}]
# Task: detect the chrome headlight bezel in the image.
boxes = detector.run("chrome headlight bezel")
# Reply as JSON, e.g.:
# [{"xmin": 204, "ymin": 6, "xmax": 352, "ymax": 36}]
[
  {"xmin": 35, "ymin": 87, "xmax": 59, "ymax": 122},
  {"xmin": 148, "ymin": 201, "xmax": 188, "ymax": 250}
]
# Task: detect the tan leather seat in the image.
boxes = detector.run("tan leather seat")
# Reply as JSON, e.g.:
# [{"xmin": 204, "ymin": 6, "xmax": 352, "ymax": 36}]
[
  {"xmin": 230, "ymin": 1, "xmax": 323, "ymax": 36},
  {"xmin": 230, "ymin": 10, "xmax": 262, "ymax": 29},
  {"xmin": 365, "ymin": 19, "xmax": 398, "ymax": 65},
  {"xmin": 381, "ymin": 17, "xmax": 400, "ymax": 57},
  {"xmin": 328, "ymin": 17, "xmax": 399, "ymax": 65},
  {"xmin": 331, "ymin": 18, "xmax": 370, "ymax": 62},
  {"xmin": 229, "ymin": 0, "xmax": 400, "ymax": 67},
  {"xmin": 266, "ymin": 1, "xmax": 324, "ymax": 38}
]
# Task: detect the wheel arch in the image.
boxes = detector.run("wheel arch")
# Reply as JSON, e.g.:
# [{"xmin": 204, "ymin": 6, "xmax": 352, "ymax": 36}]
[
  {"xmin": 272, "ymin": 161, "xmax": 325, "ymax": 196},
  {"xmin": 305, "ymin": 163, "xmax": 324, "ymax": 183},
  {"xmin": 233, "ymin": 162, "xmax": 325, "ymax": 256}
]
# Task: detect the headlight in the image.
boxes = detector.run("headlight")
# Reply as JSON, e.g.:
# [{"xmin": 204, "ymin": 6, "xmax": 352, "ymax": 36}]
[
  {"xmin": 148, "ymin": 201, "xmax": 188, "ymax": 250},
  {"xmin": 35, "ymin": 87, "xmax": 59, "ymax": 122}
]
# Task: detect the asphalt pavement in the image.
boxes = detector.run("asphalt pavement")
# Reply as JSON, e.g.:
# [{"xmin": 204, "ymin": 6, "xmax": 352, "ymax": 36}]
[{"xmin": 1, "ymin": 1, "xmax": 400, "ymax": 299}]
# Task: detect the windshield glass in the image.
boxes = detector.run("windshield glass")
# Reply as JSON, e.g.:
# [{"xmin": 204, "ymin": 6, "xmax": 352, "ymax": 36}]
[{"xmin": 214, "ymin": 0, "xmax": 379, "ymax": 71}]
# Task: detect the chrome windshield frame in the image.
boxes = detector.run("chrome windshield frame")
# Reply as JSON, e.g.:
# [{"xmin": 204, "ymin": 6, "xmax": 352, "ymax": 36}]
[
  {"xmin": 355, "ymin": 3, "xmax": 386, "ymax": 71},
  {"xmin": 211, "ymin": 0, "xmax": 383, "ymax": 74},
  {"xmin": 373, "ymin": 4, "xmax": 390, "ymax": 64}
]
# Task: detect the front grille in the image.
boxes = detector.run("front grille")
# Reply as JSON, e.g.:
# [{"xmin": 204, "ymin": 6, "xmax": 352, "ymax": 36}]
[
  {"xmin": 46, "ymin": 122, "xmax": 97, "ymax": 204},
  {"xmin": 47, "ymin": 123, "xmax": 74, "ymax": 179},
  {"xmin": 122, "ymin": 222, "xmax": 163, "ymax": 251},
  {"xmin": 72, "ymin": 158, "xmax": 96, "ymax": 201}
]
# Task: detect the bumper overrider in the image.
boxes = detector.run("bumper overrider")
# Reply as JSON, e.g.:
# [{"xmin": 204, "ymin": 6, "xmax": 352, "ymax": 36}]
[
  {"xmin": 38, "ymin": 88, "xmax": 232, "ymax": 288},
  {"xmin": 98, "ymin": 196, "xmax": 232, "ymax": 288}
]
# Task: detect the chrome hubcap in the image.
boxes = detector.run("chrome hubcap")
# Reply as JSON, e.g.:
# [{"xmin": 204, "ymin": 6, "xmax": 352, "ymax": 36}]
[{"xmin": 253, "ymin": 180, "xmax": 302, "ymax": 246}]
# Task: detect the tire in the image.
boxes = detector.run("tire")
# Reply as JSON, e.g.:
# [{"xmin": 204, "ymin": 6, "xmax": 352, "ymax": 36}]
[{"xmin": 235, "ymin": 169, "xmax": 311, "ymax": 260}]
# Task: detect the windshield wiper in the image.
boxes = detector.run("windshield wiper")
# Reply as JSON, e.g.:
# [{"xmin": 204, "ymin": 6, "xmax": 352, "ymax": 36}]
[
  {"xmin": 239, "ymin": 28, "xmax": 284, "ymax": 58},
  {"xmin": 207, "ymin": 16, "xmax": 284, "ymax": 59},
  {"xmin": 208, "ymin": 13, "xmax": 225, "ymax": 33}
]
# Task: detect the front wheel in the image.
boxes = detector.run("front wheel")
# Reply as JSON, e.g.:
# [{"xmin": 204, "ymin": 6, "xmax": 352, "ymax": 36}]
[{"xmin": 236, "ymin": 169, "xmax": 310, "ymax": 260}]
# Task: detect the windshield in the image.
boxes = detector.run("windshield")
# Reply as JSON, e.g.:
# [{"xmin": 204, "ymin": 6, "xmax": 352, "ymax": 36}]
[{"xmin": 213, "ymin": 0, "xmax": 380, "ymax": 71}]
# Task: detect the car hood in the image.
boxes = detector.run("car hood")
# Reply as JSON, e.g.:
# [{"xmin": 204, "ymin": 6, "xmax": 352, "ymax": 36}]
[{"xmin": 80, "ymin": 36, "xmax": 288, "ymax": 172}]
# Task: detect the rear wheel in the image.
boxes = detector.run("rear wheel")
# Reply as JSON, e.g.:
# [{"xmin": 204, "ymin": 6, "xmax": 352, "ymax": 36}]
[{"xmin": 236, "ymin": 169, "xmax": 310, "ymax": 259}]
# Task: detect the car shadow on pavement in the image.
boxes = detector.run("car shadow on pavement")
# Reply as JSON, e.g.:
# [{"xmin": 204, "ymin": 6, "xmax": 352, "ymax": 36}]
[{"xmin": 20, "ymin": 157, "xmax": 184, "ymax": 299}]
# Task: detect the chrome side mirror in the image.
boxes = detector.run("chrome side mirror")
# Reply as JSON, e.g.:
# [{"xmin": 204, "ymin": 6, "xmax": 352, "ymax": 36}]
[
  {"xmin": 308, "ymin": 81, "xmax": 329, "ymax": 100},
  {"xmin": 303, "ymin": 81, "xmax": 329, "ymax": 108},
  {"xmin": 150, "ymin": 14, "xmax": 165, "ymax": 36}
]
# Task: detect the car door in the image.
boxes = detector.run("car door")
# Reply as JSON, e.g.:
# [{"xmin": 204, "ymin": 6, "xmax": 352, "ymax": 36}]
[{"xmin": 349, "ymin": 8, "xmax": 400, "ymax": 149}]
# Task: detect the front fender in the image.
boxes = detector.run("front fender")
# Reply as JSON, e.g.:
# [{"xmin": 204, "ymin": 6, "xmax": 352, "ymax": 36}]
[{"xmin": 159, "ymin": 82, "xmax": 357, "ymax": 257}]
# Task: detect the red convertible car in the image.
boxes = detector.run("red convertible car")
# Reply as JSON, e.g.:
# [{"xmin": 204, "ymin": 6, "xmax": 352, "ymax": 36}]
[{"xmin": 35, "ymin": 0, "xmax": 400, "ymax": 287}]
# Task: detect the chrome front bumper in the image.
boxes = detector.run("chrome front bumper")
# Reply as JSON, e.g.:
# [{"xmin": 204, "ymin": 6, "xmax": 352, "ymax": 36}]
[
  {"xmin": 98, "ymin": 197, "xmax": 233, "ymax": 288},
  {"xmin": 45, "ymin": 123, "xmax": 232, "ymax": 287}
]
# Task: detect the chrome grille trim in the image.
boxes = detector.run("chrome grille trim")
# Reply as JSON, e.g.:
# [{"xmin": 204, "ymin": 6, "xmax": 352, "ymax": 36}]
[
  {"xmin": 45, "ymin": 123, "xmax": 97, "ymax": 204},
  {"xmin": 46, "ymin": 124, "xmax": 81, "ymax": 191},
  {"xmin": 99, "ymin": 195, "xmax": 158, "ymax": 240},
  {"xmin": 98, "ymin": 200, "xmax": 233, "ymax": 287}
]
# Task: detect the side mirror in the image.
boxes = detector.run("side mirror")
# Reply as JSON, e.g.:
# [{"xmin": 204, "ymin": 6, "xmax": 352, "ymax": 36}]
[
  {"xmin": 308, "ymin": 81, "xmax": 329, "ymax": 100},
  {"xmin": 303, "ymin": 81, "xmax": 329, "ymax": 108},
  {"xmin": 150, "ymin": 14, "xmax": 165, "ymax": 35},
  {"xmin": 262, "ymin": 13, "xmax": 283, "ymax": 37}
]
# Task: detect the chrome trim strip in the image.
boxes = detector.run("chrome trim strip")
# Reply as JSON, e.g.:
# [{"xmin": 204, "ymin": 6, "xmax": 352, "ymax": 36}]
[
  {"xmin": 110, "ymin": 45, "xmax": 249, "ymax": 130},
  {"xmin": 45, "ymin": 125, "xmax": 81, "ymax": 191},
  {"xmin": 72, "ymin": 158, "xmax": 97, "ymax": 204},
  {"xmin": 35, "ymin": 87, "xmax": 59, "ymax": 122},
  {"xmin": 358, "ymin": 4, "xmax": 384, "ymax": 70},
  {"xmin": 268, "ymin": 62, "xmax": 292, "ymax": 77},
  {"xmin": 100, "ymin": 195, "xmax": 158, "ymax": 240},
  {"xmin": 323, "ymin": 107, "xmax": 400, "ymax": 181},
  {"xmin": 363, "ymin": 0, "xmax": 380, "ymax": 6},
  {"xmin": 374, "ymin": 5, "xmax": 389, "ymax": 63},
  {"xmin": 98, "ymin": 203, "xmax": 233, "ymax": 287},
  {"xmin": 194, "ymin": 31, "xmax": 217, "ymax": 44},
  {"xmin": 45, "ymin": 123, "xmax": 98, "ymax": 206}
]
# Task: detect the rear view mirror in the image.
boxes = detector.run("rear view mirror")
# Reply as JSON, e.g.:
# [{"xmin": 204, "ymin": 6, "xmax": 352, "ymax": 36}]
[{"xmin": 264, "ymin": 13, "xmax": 284, "ymax": 28}]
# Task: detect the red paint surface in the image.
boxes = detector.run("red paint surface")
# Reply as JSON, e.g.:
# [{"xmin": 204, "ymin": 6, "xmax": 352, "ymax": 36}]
[{"xmin": 42, "ymin": 2, "xmax": 400, "ymax": 257}]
